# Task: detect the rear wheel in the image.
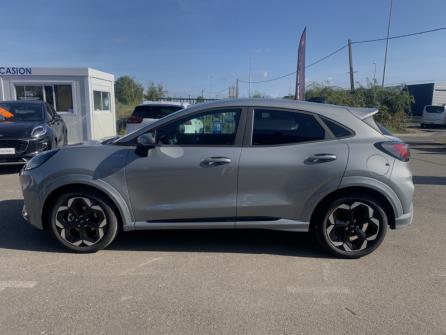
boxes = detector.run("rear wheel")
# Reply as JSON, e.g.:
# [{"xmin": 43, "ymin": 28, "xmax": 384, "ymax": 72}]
[
  {"xmin": 48, "ymin": 189, "xmax": 118, "ymax": 253},
  {"xmin": 313, "ymin": 194, "xmax": 388, "ymax": 258}
]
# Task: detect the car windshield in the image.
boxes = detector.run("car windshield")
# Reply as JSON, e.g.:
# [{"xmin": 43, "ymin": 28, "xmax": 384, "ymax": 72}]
[
  {"xmin": 132, "ymin": 105, "xmax": 183, "ymax": 119},
  {"xmin": 425, "ymin": 106, "xmax": 444, "ymax": 113},
  {"xmin": 0, "ymin": 102, "xmax": 44, "ymax": 122}
]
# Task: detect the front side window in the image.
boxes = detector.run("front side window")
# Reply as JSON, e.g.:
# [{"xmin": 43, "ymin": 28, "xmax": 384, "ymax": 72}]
[
  {"xmin": 156, "ymin": 109, "xmax": 241, "ymax": 146},
  {"xmin": 94, "ymin": 91, "xmax": 111, "ymax": 112},
  {"xmin": 252, "ymin": 109, "xmax": 326, "ymax": 145}
]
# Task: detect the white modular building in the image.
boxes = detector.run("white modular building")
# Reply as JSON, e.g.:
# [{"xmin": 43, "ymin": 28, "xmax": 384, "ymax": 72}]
[{"xmin": 0, "ymin": 67, "xmax": 116, "ymax": 143}]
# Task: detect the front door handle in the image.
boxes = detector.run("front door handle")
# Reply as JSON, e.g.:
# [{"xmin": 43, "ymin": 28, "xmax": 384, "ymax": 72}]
[
  {"xmin": 305, "ymin": 153, "xmax": 337, "ymax": 164},
  {"xmin": 200, "ymin": 157, "xmax": 232, "ymax": 167}
]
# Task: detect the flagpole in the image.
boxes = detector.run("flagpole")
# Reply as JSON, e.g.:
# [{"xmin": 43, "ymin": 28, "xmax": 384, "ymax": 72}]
[{"xmin": 295, "ymin": 27, "xmax": 307, "ymax": 100}]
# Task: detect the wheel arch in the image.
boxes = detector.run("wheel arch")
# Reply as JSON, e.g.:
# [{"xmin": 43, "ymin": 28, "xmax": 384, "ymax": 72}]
[
  {"xmin": 310, "ymin": 186, "xmax": 396, "ymax": 229},
  {"xmin": 41, "ymin": 181, "xmax": 133, "ymax": 231}
]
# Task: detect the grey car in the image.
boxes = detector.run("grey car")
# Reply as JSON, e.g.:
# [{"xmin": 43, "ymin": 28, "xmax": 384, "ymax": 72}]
[{"xmin": 19, "ymin": 99, "xmax": 414, "ymax": 258}]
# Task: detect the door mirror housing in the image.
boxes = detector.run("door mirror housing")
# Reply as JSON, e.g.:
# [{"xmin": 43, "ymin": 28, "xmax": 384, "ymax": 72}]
[{"xmin": 135, "ymin": 132, "xmax": 156, "ymax": 156}]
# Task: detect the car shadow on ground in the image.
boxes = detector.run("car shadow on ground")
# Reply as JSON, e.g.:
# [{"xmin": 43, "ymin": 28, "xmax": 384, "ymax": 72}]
[{"xmin": 0, "ymin": 199, "xmax": 331, "ymax": 258}]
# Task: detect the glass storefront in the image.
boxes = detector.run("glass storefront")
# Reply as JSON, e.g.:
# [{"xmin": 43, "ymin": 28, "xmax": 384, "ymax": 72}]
[{"xmin": 15, "ymin": 84, "xmax": 73, "ymax": 112}]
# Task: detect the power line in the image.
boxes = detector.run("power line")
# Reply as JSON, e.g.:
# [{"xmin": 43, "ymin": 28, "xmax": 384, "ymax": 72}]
[
  {"xmin": 352, "ymin": 26, "xmax": 446, "ymax": 44},
  {"xmin": 238, "ymin": 26, "xmax": 446, "ymax": 85}
]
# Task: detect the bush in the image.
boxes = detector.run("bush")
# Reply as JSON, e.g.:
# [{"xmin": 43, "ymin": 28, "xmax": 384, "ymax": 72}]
[{"xmin": 305, "ymin": 84, "xmax": 413, "ymax": 132}]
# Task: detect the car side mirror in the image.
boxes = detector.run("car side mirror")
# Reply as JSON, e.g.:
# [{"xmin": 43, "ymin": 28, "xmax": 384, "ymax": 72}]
[{"xmin": 135, "ymin": 132, "xmax": 156, "ymax": 157}]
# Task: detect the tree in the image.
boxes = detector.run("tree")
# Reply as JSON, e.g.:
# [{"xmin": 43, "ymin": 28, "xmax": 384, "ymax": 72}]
[
  {"xmin": 251, "ymin": 91, "xmax": 265, "ymax": 98},
  {"xmin": 145, "ymin": 82, "xmax": 165, "ymax": 101},
  {"xmin": 305, "ymin": 83, "xmax": 413, "ymax": 132},
  {"xmin": 114, "ymin": 76, "xmax": 144, "ymax": 105},
  {"xmin": 195, "ymin": 96, "xmax": 205, "ymax": 103}
]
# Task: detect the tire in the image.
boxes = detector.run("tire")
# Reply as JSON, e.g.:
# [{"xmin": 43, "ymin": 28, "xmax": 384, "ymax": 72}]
[
  {"xmin": 313, "ymin": 193, "xmax": 388, "ymax": 258},
  {"xmin": 48, "ymin": 188, "xmax": 119, "ymax": 253}
]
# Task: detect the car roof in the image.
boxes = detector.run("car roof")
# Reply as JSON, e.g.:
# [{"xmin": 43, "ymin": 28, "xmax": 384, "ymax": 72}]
[
  {"xmin": 184, "ymin": 98, "xmax": 376, "ymax": 119},
  {"xmin": 138, "ymin": 101, "xmax": 185, "ymax": 107}
]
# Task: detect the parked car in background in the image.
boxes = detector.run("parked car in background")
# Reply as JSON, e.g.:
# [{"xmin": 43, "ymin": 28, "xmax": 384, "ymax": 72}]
[
  {"xmin": 125, "ymin": 101, "xmax": 188, "ymax": 134},
  {"xmin": 0, "ymin": 100, "xmax": 67, "ymax": 164},
  {"xmin": 19, "ymin": 99, "xmax": 413, "ymax": 258},
  {"xmin": 421, "ymin": 105, "xmax": 446, "ymax": 127}
]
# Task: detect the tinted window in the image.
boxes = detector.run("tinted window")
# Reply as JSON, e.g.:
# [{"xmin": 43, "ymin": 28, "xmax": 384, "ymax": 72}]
[
  {"xmin": 0, "ymin": 102, "xmax": 44, "ymax": 122},
  {"xmin": 322, "ymin": 117, "xmax": 353, "ymax": 138},
  {"xmin": 377, "ymin": 122, "xmax": 393, "ymax": 136},
  {"xmin": 156, "ymin": 109, "xmax": 241, "ymax": 146},
  {"xmin": 252, "ymin": 109, "xmax": 325, "ymax": 145},
  {"xmin": 133, "ymin": 105, "xmax": 183, "ymax": 119},
  {"xmin": 425, "ymin": 106, "xmax": 444, "ymax": 113}
]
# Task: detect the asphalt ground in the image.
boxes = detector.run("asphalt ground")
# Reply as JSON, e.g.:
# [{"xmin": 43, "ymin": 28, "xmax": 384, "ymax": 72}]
[{"xmin": 0, "ymin": 130, "xmax": 445, "ymax": 335}]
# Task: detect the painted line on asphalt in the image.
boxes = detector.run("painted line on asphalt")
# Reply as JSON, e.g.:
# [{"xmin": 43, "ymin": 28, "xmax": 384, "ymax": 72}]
[
  {"xmin": 0, "ymin": 281, "xmax": 37, "ymax": 291},
  {"xmin": 287, "ymin": 286, "xmax": 351, "ymax": 294}
]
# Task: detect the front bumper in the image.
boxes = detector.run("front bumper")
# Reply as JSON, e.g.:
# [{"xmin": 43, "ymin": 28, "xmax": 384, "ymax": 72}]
[
  {"xmin": 19, "ymin": 172, "xmax": 45, "ymax": 230},
  {"xmin": 0, "ymin": 138, "xmax": 51, "ymax": 164}
]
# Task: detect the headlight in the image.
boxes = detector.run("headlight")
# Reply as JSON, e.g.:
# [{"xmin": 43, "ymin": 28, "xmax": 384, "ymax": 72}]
[
  {"xmin": 31, "ymin": 125, "xmax": 47, "ymax": 138},
  {"xmin": 23, "ymin": 149, "xmax": 59, "ymax": 171}
]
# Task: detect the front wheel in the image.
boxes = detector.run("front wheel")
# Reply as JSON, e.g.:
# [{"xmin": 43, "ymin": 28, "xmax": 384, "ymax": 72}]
[
  {"xmin": 313, "ymin": 194, "xmax": 388, "ymax": 258},
  {"xmin": 48, "ymin": 189, "xmax": 119, "ymax": 253}
]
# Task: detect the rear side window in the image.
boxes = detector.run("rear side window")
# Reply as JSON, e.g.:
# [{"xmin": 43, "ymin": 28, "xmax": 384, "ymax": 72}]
[
  {"xmin": 425, "ymin": 106, "xmax": 445, "ymax": 113},
  {"xmin": 252, "ymin": 109, "xmax": 326, "ymax": 145},
  {"xmin": 133, "ymin": 105, "xmax": 183, "ymax": 119},
  {"xmin": 321, "ymin": 117, "xmax": 353, "ymax": 138}
]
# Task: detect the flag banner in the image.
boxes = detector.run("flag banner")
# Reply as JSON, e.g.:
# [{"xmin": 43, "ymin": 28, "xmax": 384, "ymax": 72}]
[{"xmin": 295, "ymin": 27, "xmax": 306, "ymax": 100}]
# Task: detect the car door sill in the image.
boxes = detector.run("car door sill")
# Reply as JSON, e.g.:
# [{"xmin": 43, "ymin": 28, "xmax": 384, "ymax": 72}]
[{"xmin": 131, "ymin": 219, "xmax": 309, "ymax": 232}]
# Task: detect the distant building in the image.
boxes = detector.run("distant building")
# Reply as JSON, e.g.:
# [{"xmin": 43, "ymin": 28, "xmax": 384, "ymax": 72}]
[
  {"xmin": 0, "ymin": 67, "xmax": 116, "ymax": 143},
  {"xmin": 406, "ymin": 83, "xmax": 446, "ymax": 117}
]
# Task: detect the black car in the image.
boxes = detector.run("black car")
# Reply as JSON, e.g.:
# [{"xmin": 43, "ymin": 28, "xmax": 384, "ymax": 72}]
[{"xmin": 0, "ymin": 100, "xmax": 67, "ymax": 164}]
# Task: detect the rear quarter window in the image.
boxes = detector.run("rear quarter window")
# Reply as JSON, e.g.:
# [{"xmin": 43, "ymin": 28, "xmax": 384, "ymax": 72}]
[{"xmin": 321, "ymin": 117, "xmax": 354, "ymax": 138}]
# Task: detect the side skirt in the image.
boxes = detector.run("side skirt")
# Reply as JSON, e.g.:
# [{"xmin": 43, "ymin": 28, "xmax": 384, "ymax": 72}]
[{"xmin": 130, "ymin": 219, "xmax": 309, "ymax": 232}]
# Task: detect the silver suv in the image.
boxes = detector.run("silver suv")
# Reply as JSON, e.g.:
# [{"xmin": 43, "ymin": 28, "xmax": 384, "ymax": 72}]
[{"xmin": 19, "ymin": 99, "xmax": 414, "ymax": 258}]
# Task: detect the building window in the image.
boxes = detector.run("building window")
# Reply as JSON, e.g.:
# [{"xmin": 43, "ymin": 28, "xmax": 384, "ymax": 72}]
[
  {"xmin": 15, "ymin": 84, "xmax": 73, "ymax": 113},
  {"xmin": 54, "ymin": 85, "xmax": 73, "ymax": 112},
  {"xmin": 93, "ymin": 91, "xmax": 111, "ymax": 112}
]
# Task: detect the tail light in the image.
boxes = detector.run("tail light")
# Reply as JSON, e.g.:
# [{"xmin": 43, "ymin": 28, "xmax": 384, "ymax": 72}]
[
  {"xmin": 374, "ymin": 141, "xmax": 410, "ymax": 162},
  {"xmin": 127, "ymin": 115, "xmax": 143, "ymax": 124}
]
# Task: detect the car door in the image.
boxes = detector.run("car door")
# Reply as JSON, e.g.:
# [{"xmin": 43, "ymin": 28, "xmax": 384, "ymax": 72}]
[
  {"xmin": 236, "ymin": 108, "xmax": 349, "ymax": 226},
  {"xmin": 124, "ymin": 107, "xmax": 246, "ymax": 227}
]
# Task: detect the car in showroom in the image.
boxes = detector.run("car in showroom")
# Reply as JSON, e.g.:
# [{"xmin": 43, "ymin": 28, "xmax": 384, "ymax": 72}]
[
  {"xmin": 0, "ymin": 100, "xmax": 67, "ymax": 164},
  {"xmin": 19, "ymin": 98, "xmax": 414, "ymax": 258},
  {"xmin": 420, "ymin": 105, "xmax": 446, "ymax": 128},
  {"xmin": 125, "ymin": 101, "xmax": 188, "ymax": 134}
]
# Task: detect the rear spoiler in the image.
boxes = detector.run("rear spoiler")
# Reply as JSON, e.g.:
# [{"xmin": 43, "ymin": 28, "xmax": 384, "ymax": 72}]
[
  {"xmin": 346, "ymin": 107, "xmax": 379, "ymax": 120},
  {"xmin": 347, "ymin": 107, "xmax": 382, "ymax": 133}
]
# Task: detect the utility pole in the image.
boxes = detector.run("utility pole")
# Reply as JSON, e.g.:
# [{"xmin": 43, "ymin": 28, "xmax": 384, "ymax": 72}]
[
  {"xmin": 382, "ymin": 0, "xmax": 393, "ymax": 87},
  {"xmin": 348, "ymin": 39, "xmax": 355, "ymax": 91},
  {"xmin": 236, "ymin": 79, "xmax": 239, "ymax": 98}
]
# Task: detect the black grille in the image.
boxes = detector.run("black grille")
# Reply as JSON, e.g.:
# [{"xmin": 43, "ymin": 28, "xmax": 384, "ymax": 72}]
[{"xmin": 0, "ymin": 139, "xmax": 28, "ymax": 154}]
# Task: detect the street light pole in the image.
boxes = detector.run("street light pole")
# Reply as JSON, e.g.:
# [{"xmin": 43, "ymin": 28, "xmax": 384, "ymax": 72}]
[{"xmin": 382, "ymin": 0, "xmax": 393, "ymax": 87}]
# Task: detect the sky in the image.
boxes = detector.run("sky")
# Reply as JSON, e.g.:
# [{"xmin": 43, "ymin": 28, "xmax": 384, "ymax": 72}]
[{"xmin": 2, "ymin": 0, "xmax": 446, "ymax": 98}]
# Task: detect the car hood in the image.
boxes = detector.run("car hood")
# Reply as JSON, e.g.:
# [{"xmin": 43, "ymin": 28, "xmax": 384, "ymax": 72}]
[{"xmin": 0, "ymin": 121, "xmax": 43, "ymax": 139}]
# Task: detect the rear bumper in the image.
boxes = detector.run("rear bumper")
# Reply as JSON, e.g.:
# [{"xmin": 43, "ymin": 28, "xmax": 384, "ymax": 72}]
[{"xmin": 392, "ymin": 203, "xmax": 413, "ymax": 229}]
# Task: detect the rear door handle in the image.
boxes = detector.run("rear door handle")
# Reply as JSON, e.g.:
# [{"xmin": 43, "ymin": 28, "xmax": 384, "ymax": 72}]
[
  {"xmin": 305, "ymin": 153, "xmax": 337, "ymax": 164},
  {"xmin": 200, "ymin": 157, "xmax": 232, "ymax": 167}
]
